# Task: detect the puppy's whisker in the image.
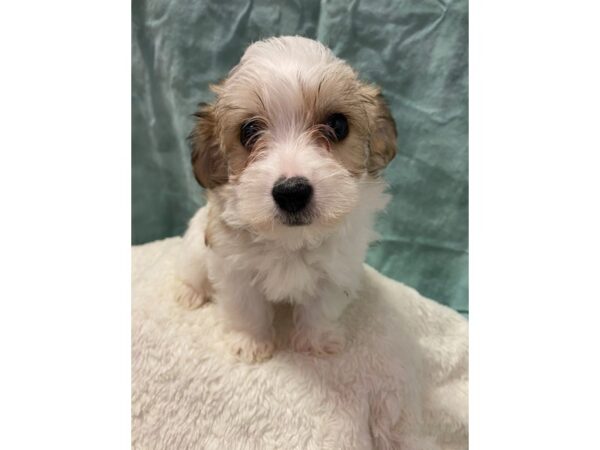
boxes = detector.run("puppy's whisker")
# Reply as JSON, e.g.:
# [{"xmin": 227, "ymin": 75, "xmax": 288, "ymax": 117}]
[{"xmin": 312, "ymin": 170, "xmax": 349, "ymax": 184}]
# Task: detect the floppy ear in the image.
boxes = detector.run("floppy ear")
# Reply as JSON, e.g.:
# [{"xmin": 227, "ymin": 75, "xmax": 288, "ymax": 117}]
[
  {"xmin": 367, "ymin": 93, "xmax": 397, "ymax": 176},
  {"xmin": 188, "ymin": 103, "xmax": 228, "ymax": 189}
]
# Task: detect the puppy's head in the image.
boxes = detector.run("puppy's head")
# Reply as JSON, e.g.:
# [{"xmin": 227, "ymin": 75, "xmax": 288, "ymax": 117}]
[{"xmin": 190, "ymin": 36, "xmax": 396, "ymax": 238}]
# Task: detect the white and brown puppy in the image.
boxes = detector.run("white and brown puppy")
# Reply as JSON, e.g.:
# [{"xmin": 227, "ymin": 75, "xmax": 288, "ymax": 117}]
[{"xmin": 175, "ymin": 36, "xmax": 396, "ymax": 363}]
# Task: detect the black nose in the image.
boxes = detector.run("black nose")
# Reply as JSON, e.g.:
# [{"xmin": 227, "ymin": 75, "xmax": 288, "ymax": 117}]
[{"xmin": 272, "ymin": 176, "xmax": 313, "ymax": 213}]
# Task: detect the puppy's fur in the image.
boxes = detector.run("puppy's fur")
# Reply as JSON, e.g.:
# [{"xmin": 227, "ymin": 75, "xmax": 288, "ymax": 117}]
[{"xmin": 175, "ymin": 36, "xmax": 396, "ymax": 362}]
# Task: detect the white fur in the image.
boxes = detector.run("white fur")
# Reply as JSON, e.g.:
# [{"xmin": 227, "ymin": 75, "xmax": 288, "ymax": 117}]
[
  {"xmin": 177, "ymin": 180, "xmax": 388, "ymax": 361},
  {"xmin": 177, "ymin": 36, "xmax": 391, "ymax": 361}
]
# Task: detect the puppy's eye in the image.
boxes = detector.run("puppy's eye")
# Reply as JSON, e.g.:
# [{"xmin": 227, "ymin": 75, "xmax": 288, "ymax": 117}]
[
  {"xmin": 324, "ymin": 113, "xmax": 349, "ymax": 142},
  {"xmin": 240, "ymin": 120, "xmax": 262, "ymax": 149}
]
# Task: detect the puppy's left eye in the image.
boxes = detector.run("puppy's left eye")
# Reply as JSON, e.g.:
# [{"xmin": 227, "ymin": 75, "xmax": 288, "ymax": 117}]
[
  {"xmin": 324, "ymin": 113, "xmax": 349, "ymax": 142},
  {"xmin": 240, "ymin": 120, "xmax": 262, "ymax": 150}
]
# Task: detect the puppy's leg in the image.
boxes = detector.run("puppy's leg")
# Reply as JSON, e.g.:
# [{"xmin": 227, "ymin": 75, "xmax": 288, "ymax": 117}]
[
  {"xmin": 174, "ymin": 208, "xmax": 211, "ymax": 309},
  {"xmin": 215, "ymin": 269, "xmax": 275, "ymax": 363},
  {"xmin": 291, "ymin": 283, "xmax": 352, "ymax": 356}
]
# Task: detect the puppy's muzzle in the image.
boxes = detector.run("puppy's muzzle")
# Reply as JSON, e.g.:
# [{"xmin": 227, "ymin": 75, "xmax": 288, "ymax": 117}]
[{"xmin": 272, "ymin": 176, "xmax": 313, "ymax": 214}]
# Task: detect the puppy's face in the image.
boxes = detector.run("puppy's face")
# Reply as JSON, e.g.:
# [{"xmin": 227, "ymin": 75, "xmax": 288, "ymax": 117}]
[{"xmin": 191, "ymin": 36, "xmax": 396, "ymax": 237}]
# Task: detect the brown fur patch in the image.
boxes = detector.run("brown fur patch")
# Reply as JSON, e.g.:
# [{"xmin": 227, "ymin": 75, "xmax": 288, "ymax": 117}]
[
  {"xmin": 189, "ymin": 103, "xmax": 228, "ymax": 188},
  {"xmin": 367, "ymin": 93, "xmax": 397, "ymax": 175}
]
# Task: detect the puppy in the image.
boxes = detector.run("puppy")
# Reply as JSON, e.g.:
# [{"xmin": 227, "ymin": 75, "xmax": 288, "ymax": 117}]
[{"xmin": 175, "ymin": 36, "xmax": 396, "ymax": 363}]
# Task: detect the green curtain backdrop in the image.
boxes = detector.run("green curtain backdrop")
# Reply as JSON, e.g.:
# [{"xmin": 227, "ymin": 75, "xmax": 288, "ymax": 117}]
[{"xmin": 132, "ymin": 0, "xmax": 468, "ymax": 315}]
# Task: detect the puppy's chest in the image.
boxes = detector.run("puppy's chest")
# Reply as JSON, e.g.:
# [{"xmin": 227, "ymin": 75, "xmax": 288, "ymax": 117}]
[{"xmin": 249, "ymin": 245, "xmax": 333, "ymax": 303}]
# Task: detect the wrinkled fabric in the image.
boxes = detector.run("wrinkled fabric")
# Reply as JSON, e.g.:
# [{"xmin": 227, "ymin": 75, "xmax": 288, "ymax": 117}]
[{"xmin": 132, "ymin": 0, "xmax": 468, "ymax": 314}]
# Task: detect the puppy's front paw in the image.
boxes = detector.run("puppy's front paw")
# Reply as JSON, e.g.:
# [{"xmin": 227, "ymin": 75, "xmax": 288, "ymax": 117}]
[
  {"xmin": 291, "ymin": 325, "xmax": 345, "ymax": 356},
  {"xmin": 227, "ymin": 331, "xmax": 275, "ymax": 363},
  {"xmin": 174, "ymin": 280, "xmax": 208, "ymax": 310}
]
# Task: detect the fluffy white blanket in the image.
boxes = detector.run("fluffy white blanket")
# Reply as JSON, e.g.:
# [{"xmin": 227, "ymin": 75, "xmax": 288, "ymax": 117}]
[{"xmin": 132, "ymin": 238, "xmax": 468, "ymax": 449}]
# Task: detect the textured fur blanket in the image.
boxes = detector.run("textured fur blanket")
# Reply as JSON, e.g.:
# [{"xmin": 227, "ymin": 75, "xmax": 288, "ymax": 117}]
[{"xmin": 132, "ymin": 238, "xmax": 468, "ymax": 449}]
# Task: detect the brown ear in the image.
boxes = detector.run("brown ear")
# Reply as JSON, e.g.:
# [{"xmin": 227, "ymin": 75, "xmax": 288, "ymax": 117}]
[
  {"xmin": 367, "ymin": 93, "xmax": 397, "ymax": 175},
  {"xmin": 189, "ymin": 103, "xmax": 228, "ymax": 189}
]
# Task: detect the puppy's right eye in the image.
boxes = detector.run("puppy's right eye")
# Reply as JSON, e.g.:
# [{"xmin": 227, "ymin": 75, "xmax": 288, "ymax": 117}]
[
  {"xmin": 240, "ymin": 120, "xmax": 262, "ymax": 150},
  {"xmin": 324, "ymin": 113, "xmax": 349, "ymax": 142}
]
